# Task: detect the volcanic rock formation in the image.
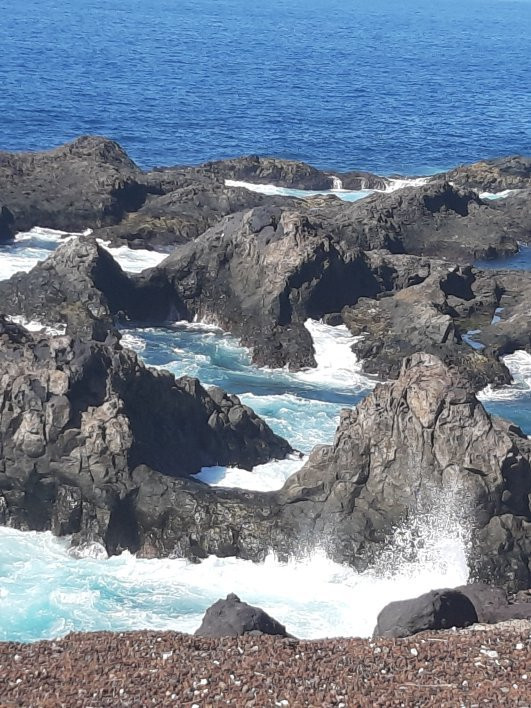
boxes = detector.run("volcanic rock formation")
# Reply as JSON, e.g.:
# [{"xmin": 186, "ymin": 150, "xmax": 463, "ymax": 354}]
[
  {"xmin": 1, "ymin": 323, "xmax": 529, "ymax": 590},
  {"xmin": 0, "ymin": 317, "xmax": 291, "ymax": 554}
]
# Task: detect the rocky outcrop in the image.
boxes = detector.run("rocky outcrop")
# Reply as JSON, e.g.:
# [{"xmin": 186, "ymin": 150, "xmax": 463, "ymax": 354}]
[
  {"xmin": 338, "ymin": 170, "xmax": 390, "ymax": 191},
  {"xmin": 92, "ymin": 183, "xmax": 300, "ymax": 250},
  {"xmin": 279, "ymin": 353, "xmax": 531, "ymax": 590},
  {"xmin": 148, "ymin": 205, "xmax": 390, "ymax": 370},
  {"xmin": 374, "ymin": 590, "xmax": 478, "ymax": 638},
  {"xmin": 439, "ymin": 155, "xmax": 531, "ymax": 192},
  {"xmin": 195, "ymin": 155, "xmax": 333, "ymax": 190},
  {"xmin": 195, "ymin": 594, "xmax": 292, "ymax": 638},
  {"xmin": 317, "ymin": 181, "xmax": 523, "ymax": 260},
  {"xmin": 0, "ymin": 329, "xmax": 529, "ymax": 589},
  {"xmin": 0, "ymin": 238, "xmax": 176, "ymax": 339},
  {"xmin": 342, "ymin": 262, "xmax": 513, "ymax": 389},
  {"xmin": 0, "ymin": 317, "xmax": 291, "ymax": 554},
  {"xmin": 0, "ymin": 136, "xmax": 148, "ymax": 232},
  {"xmin": 0, "ymin": 205, "xmax": 15, "ymax": 242}
]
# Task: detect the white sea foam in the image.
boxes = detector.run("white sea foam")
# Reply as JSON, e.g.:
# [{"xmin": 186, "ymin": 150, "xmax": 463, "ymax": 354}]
[
  {"xmin": 296, "ymin": 319, "xmax": 376, "ymax": 391},
  {"xmin": 479, "ymin": 350, "xmax": 531, "ymax": 401},
  {"xmin": 196, "ymin": 454, "xmax": 306, "ymax": 491},
  {"xmin": 225, "ymin": 175, "xmax": 438, "ymax": 203},
  {"xmin": 14, "ymin": 226, "xmax": 90, "ymax": 243},
  {"xmin": 120, "ymin": 331, "xmax": 148, "ymax": 352},
  {"xmin": 225, "ymin": 178, "xmax": 369, "ymax": 202},
  {"xmin": 0, "ymin": 485, "xmax": 470, "ymax": 642},
  {"xmin": 0, "ymin": 227, "xmax": 93, "ymax": 281},
  {"xmin": 479, "ymin": 189, "xmax": 518, "ymax": 200},
  {"xmin": 384, "ymin": 176, "xmax": 430, "ymax": 191},
  {"xmin": 97, "ymin": 239, "xmax": 169, "ymax": 273},
  {"xmin": 8, "ymin": 316, "xmax": 67, "ymax": 336}
]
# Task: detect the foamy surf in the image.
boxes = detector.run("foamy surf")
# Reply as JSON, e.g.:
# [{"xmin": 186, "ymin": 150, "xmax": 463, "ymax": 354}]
[
  {"xmin": 196, "ymin": 454, "xmax": 306, "ymax": 491},
  {"xmin": 384, "ymin": 176, "xmax": 430, "ymax": 191},
  {"xmin": 97, "ymin": 239, "xmax": 169, "ymax": 273},
  {"xmin": 479, "ymin": 350, "xmax": 531, "ymax": 401},
  {"xmin": 7, "ymin": 316, "xmax": 67, "ymax": 337},
  {"xmin": 225, "ymin": 178, "xmax": 370, "ymax": 202},
  {"xmin": 296, "ymin": 319, "xmax": 375, "ymax": 391},
  {"xmin": 0, "ymin": 227, "xmax": 81, "ymax": 281},
  {"xmin": 0, "ymin": 489, "xmax": 470, "ymax": 643},
  {"xmin": 479, "ymin": 189, "xmax": 519, "ymax": 200}
]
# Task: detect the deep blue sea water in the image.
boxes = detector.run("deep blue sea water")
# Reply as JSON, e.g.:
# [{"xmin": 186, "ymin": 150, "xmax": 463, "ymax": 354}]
[{"xmin": 0, "ymin": 0, "xmax": 530, "ymax": 172}]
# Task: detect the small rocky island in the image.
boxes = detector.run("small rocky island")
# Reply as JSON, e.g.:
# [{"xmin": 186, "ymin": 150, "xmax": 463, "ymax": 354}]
[{"xmin": 0, "ymin": 137, "xmax": 529, "ymax": 704}]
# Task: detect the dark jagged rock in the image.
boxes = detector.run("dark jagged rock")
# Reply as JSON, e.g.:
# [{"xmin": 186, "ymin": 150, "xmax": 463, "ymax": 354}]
[
  {"xmin": 0, "ymin": 136, "xmax": 147, "ymax": 231},
  {"xmin": 338, "ymin": 170, "xmax": 390, "ymax": 191},
  {"xmin": 456, "ymin": 583, "xmax": 531, "ymax": 624},
  {"xmin": 439, "ymin": 155, "xmax": 531, "ymax": 192},
  {"xmin": 373, "ymin": 590, "xmax": 478, "ymax": 638},
  {"xmin": 0, "ymin": 317, "xmax": 291, "ymax": 553},
  {"xmin": 92, "ymin": 183, "xmax": 300, "ymax": 250},
  {"xmin": 194, "ymin": 593, "xmax": 291, "ymax": 638},
  {"xmin": 279, "ymin": 353, "xmax": 531, "ymax": 590},
  {"xmin": 342, "ymin": 261, "xmax": 512, "ymax": 389},
  {"xmin": 0, "ymin": 238, "xmax": 176, "ymax": 339},
  {"xmin": 316, "ymin": 180, "xmax": 522, "ymax": 260},
  {"xmin": 0, "ymin": 205, "xmax": 15, "ymax": 242},
  {"xmin": 148, "ymin": 205, "xmax": 387, "ymax": 370}
]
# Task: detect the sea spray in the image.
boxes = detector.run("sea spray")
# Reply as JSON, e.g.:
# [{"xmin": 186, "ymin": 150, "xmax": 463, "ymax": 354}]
[{"xmin": 0, "ymin": 480, "xmax": 471, "ymax": 642}]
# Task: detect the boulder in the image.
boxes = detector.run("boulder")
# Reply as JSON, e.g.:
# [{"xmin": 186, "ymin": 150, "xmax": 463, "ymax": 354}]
[
  {"xmin": 0, "ymin": 136, "xmax": 147, "ymax": 231},
  {"xmin": 373, "ymin": 589, "xmax": 478, "ymax": 638},
  {"xmin": 195, "ymin": 593, "xmax": 291, "ymax": 638}
]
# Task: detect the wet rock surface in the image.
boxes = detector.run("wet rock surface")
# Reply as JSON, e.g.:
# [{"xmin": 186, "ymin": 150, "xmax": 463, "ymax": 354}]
[
  {"xmin": 0, "ymin": 627, "xmax": 529, "ymax": 706},
  {"xmin": 195, "ymin": 593, "xmax": 291, "ymax": 638},
  {"xmin": 374, "ymin": 589, "xmax": 478, "ymax": 638}
]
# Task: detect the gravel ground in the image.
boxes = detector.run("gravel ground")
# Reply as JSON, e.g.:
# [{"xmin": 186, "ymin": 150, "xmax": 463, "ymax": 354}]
[{"xmin": 0, "ymin": 624, "xmax": 530, "ymax": 707}]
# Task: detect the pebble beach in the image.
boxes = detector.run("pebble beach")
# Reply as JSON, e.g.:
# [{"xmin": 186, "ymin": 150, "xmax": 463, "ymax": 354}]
[{"xmin": 1, "ymin": 623, "xmax": 530, "ymax": 707}]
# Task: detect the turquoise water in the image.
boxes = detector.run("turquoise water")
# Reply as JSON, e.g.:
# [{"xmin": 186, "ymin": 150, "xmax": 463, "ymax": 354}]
[{"xmin": 121, "ymin": 320, "xmax": 373, "ymax": 454}]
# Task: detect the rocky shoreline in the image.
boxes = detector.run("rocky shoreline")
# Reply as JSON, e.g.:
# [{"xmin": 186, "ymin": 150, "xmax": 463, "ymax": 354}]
[{"xmin": 0, "ymin": 137, "xmax": 530, "ymax": 703}]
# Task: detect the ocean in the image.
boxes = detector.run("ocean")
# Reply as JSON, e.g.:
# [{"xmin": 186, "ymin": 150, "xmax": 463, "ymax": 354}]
[
  {"xmin": 0, "ymin": 0, "xmax": 530, "ymax": 173},
  {"xmin": 1, "ymin": 0, "xmax": 531, "ymax": 643}
]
